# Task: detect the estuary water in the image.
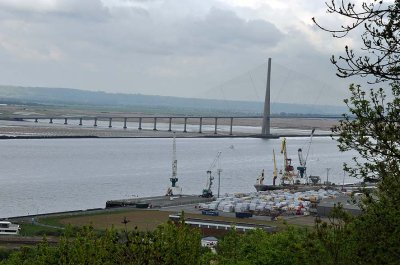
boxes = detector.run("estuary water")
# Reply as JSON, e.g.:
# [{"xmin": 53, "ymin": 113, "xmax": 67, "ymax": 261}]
[{"xmin": 0, "ymin": 137, "xmax": 358, "ymax": 218}]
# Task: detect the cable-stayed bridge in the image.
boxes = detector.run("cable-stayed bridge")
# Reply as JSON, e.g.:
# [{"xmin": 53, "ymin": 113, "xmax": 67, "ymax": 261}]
[{"xmin": 2, "ymin": 59, "xmax": 344, "ymax": 137}]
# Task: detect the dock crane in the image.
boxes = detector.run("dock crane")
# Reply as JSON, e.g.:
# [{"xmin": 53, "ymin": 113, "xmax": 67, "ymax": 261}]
[
  {"xmin": 256, "ymin": 149, "xmax": 278, "ymax": 186},
  {"xmin": 297, "ymin": 128, "xmax": 315, "ymax": 179},
  {"xmin": 166, "ymin": 133, "xmax": 182, "ymax": 196},
  {"xmin": 202, "ymin": 152, "xmax": 222, "ymax": 198},
  {"xmin": 272, "ymin": 149, "xmax": 278, "ymax": 186},
  {"xmin": 280, "ymin": 137, "xmax": 297, "ymax": 184}
]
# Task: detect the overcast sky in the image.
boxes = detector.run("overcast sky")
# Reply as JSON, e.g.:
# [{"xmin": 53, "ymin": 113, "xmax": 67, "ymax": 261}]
[{"xmin": 0, "ymin": 0, "xmax": 369, "ymax": 105}]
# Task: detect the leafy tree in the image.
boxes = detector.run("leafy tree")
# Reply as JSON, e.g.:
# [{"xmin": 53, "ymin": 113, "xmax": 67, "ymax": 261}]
[
  {"xmin": 216, "ymin": 227, "xmax": 315, "ymax": 265},
  {"xmin": 313, "ymin": 0, "xmax": 400, "ymax": 82},
  {"xmin": 314, "ymin": 0, "xmax": 400, "ymax": 205},
  {"xmin": 310, "ymin": 204, "xmax": 356, "ymax": 265},
  {"xmin": 314, "ymin": 0, "xmax": 400, "ymax": 263},
  {"xmin": 1, "ymin": 222, "xmax": 206, "ymax": 265}
]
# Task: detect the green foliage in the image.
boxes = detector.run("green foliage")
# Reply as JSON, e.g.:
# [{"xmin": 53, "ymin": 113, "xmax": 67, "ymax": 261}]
[
  {"xmin": 334, "ymin": 84, "xmax": 400, "ymax": 185},
  {"xmin": 350, "ymin": 199, "xmax": 400, "ymax": 264},
  {"xmin": 0, "ymin": 249, "xmax": 12, "ymax": 261},
  {"xmin": 216, "ymin": 227, "xmax": 314, "ymax": 265},
  {"xmin": 315, "ymin": 0, "xmax": 400, "ymax": 262},
  {"xmin": 310, "ymin": 204, "xmax": 356, "ymax": 265},
  {"xmin": 331, "ymin": 83, "xmax": 400, "ymax": 264},
  {"xmin": 3, "ymin": 238, "xmax": 58, "ymax": 265},
  {"xmin": 19, "ymin": 223, "xmax": 63, "ymax": 237},
  {"xmin": 1, "ymin": 222, "xmax": 205, "ymax": 265}
]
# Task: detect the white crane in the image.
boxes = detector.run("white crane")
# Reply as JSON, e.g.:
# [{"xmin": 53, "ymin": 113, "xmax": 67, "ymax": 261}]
[
  {"xmin": 297, "ymin": 128, "xmax": 315, "ymax": 179},
  {"xmin": 166, "ymin": 133, "xmax": 182, "ymax": 196},
  {"xmin": 202, "ymin": 151, "xmax": 222, "ymax": 198},
  {"xmin": 171, "ymin": 133, "xmax": 178, "ymax": 185}
]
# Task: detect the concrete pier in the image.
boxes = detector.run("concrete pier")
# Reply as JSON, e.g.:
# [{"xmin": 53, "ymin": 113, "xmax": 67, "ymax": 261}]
[
  {"xmin": 123, "ymin": 118, "xmax": 127, "ymax": 129},
  {"xmin": 183, "ymin": 117, "xmax": 187, "ymax": 133},
  {"xmin": 108, "ymin": 118, "xmax": 112, "ymax": 128},
  {"xmin": 106, "ymin": 195, "xmax": 213, "ymax": 208},
  {"xmin": 153, "ymin": 118, "xmax": 157, "ymax": 131},
  {"xmin": 168, "ymin": 118, "xmax": 172, "ymax": 131},
  {"xmin": 199, "ymin": 117, "xmax": 202, "ymax": 133}
]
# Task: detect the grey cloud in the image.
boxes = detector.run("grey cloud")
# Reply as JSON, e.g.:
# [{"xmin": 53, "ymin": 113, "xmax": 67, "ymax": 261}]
[
  {"xmin": 0, "ymin": 0, "xmax": 110, "ymax": 22},
  {"xmin": 90, "ymin": 7, "xmax": 285, "ymax": 57},
  {"xmin": 120, "ymin": 0, "xmax": 160, "ymax": 2},
  {"xmin": 0, "ymin": 2, "xmax": 284, "ymax": 59},
  {"xmin": 0, "ymin": 0, "xmax": 349, "ymax": 105},
  {"xmin": 178, "ymin": 8, "xmax": 284, "ymax": 53}
]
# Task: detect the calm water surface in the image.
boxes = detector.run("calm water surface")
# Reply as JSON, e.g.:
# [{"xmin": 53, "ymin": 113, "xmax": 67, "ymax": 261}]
[{"xmin": 0, "ymin": 137, "xmax": 357, "ymax": 218}]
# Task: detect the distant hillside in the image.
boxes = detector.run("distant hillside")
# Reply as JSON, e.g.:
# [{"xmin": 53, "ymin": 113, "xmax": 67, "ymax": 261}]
[{"xmin": 0, "ymin": 85, "xmax": 347, "ymax": 116}]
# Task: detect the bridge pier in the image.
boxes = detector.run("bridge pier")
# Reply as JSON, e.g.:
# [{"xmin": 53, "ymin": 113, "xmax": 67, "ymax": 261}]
[
  {"xmin": 138, "ymin": 117, "xmax": 142, "ymax": 130},
  {"xmin": 230, "ymin": 117, "xmax": 233, "ymax": 135},
  {"xmin": 261, "ymin": 58, "xmax": 271, "ymax": 136},
  {"xmin": 49, "ymin": 118, "xmax": 53, "ymax": 124},
  {"xmin": 153, "ymin": 118, "xmax": 157, "ymax": 131},
  {"xmin": 108, "ymin": 118, "xmax": 112, "ymax": 128},
  {"xmin": 199, "ymin": 118, "xmax": 202, "ymax": 133},
  {"xmin": 64, "ymin": 118, "xmax": 68, "ymax": 125},
  {"xmin": 79, "ymin": 118, "xmax": 83, "ymax": 126},
  {"xmin": 168, "ymin": 118, "xmax": 172, "ymax": 131},
  {"xmin": 94, "ymin": 118, "xmax": 97, "ymax": 127},
  {"xmin": 214, "ymin": 118, "xmax": 218, "ymax": 134},
  {"xmin": 123, "ymin": 118, "xmax": 127, "ymax": 129},
  {"xmin": 183, "ymin": 118, "xmax": 187, "ymax": 133},
  {"xmin": 34, "ymin": 118, "xmax": 38, "ymax": 123}
]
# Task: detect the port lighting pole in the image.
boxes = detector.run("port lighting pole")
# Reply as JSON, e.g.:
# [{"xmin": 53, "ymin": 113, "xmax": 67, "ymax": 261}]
[
  {"xmin": 326, "ymin": 168, "xmax": 331, "ymax": 185},
  {"xmin": 342, "ymin": 170, "xmax": 346, "ymax": 191},
  {"xmin": 261, "ymin": 58, "xmax": 272, "ymax": 136},
  {"xmin": 217, "ymin": 169, "xmax": 222, "ymax": 198}
]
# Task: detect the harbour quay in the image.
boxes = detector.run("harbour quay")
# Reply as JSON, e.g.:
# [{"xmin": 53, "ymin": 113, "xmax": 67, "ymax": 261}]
[{"xmin": 106, "ymin": 195, "xmax": 214, "ymax": 208}]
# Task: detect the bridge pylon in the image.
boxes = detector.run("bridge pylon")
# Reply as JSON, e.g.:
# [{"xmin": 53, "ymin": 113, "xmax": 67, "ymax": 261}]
[{"xmin": 261, "ymin": 58, "xmax": 272, "ymax": 136}]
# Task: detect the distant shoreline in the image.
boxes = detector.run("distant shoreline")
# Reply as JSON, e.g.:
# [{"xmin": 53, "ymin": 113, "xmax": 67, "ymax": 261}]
[
  {"xmin": 0, "ymin": 133, "xmax": 333, "ymax": 140},
  {"xmin": 0, "ymin": 135, "xmax": 99, "ymax": 140}
]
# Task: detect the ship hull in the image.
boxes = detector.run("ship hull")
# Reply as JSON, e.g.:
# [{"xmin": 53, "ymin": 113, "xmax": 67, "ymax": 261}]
[
  {"xmin": 254, "ymin": 183, "xmax": 322, "ymax": 192},
  {"xmin": 254, "ymin": 184, "xmax": 283, "ymax": 192}
]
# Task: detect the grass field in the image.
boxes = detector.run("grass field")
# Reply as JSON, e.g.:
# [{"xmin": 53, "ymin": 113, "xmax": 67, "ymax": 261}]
[
  {"xmin": 35, "ymin": 208, "xmax": 314, "ymax": 233},
  {"xmin": 11, "ymin": 208, "xmax": 318, "ymax": 241},
  {"xmin": 19, "ymin": 223, "xmax": 63, "ymax": 237},
  {"xmin": 55, "ymin": 210, "xmax": 173, "ymax": 231}
]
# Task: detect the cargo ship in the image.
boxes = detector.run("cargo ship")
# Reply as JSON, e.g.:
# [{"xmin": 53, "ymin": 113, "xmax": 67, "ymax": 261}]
[{"xmin": 255, "ymin": 131, "xmax": 318, "ymax": 192}]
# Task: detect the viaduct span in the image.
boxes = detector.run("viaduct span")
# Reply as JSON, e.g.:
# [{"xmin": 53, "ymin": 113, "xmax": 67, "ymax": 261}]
[{"xmin": 5, "ymin": 59, "xmax": 341, "ymax": 137}]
